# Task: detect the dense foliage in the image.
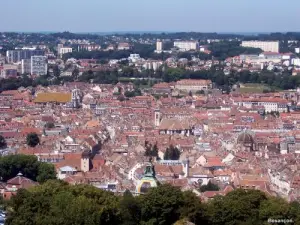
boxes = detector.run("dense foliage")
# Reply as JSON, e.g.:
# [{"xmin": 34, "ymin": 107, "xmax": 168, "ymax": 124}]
[
  {"xmin": 0, "ymin": 135, "xmax": 7, "ymax": 149},
  {"xmin": 26, "ymin": 132, "xmax": 40, "ymax": 147},
  {"xmin": 5, "ymin": 181, "xmax": 300, "ymax": 225},
  {"xmin": 0, "ymin": 154, "xmax": 56, "ymax": 183},
  {"xmin": 164, "ymin": 145, "xmax": 181, "ymax": 160}
]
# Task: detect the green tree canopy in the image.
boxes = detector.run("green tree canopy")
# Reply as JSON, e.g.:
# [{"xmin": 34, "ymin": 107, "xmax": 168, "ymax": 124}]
[
  {"xmin": 199, "ymin": 181, "xmax": 220, "ymax": 192},
  {"xmin": 164, "ymin": 145, "xmax": 181, "ymax": 160},
  {"xmin": 26, "ymin": 132, "xmax": 40, "ymax": 147},
  {"xmin": 0, "ymin": 154, "xmax": 56, "ymax": 182},
  {"xmin": 0, "ymin": 135, "xmax": 7, "ymax": 149}
]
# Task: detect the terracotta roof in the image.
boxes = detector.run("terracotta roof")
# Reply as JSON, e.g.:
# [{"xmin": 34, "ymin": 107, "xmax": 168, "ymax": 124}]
[{"xmin": 34, "ymin": 92, "xmax": 71, "ymax": 103}]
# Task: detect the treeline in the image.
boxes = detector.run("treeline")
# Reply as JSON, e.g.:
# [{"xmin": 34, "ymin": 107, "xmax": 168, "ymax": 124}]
[
  {"xmin": 5, "ymin": 180, "xmax": 300, "ymax": 225},
  {"xmin": 1, "ymin": 67, "xmax": 299, "ymax": 92},
  {"xmin": 0, "ymin": 154, "xmax": 56, "ymax": 183}
]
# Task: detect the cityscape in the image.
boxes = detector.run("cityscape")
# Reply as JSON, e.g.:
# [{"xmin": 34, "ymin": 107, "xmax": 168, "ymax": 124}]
[{"xmin": 1, "ymin": 0, "xmax": 300, "ymax": 225}]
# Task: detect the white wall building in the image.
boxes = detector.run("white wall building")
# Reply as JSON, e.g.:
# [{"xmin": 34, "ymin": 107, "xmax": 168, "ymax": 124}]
[
  {"xmin": 59, "ymin": 47, "xmax": 73, "ymax": 57},
  {"xmin": 174, "ymin": 41, "xmax": 199, "ymax": 51},
  {"xmin": 241, "ymin": 41, "xmax": 280, "ymax": 53},
  {"xmin": 156, "ymin": 40, "xmax": 163, "ymax": 53},
  {"xmin": 31, "ymin": 56, "xmax": 47, "ymax": 76}
]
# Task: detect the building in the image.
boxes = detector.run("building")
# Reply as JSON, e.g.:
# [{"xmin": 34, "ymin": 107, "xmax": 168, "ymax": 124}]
[
  {"xmin": 21, "ymin": 59, "xmax": 31, "ymax": 74},
  {"xmin": 78, "ymin": 44, "xmax": 101, "ymax": 52},
  {"xmin": 31, "ymin": 56, "xmax": 47, "ymax": 76},
  {"xmin": 6, "ymin": 49, "xmax": 44, "ymax": 63},
  {"xmin": 233, "ymin": 97, "xmax": 289, "ymax": 113},
  {"xmin": 175, "ymin": 79, "xmax": 212, "ymax": 92},
  {"xmin": 136, "ymin": 161, "xmax": 158, "ymax": 194},
  {"xmin": 174, "ymin": 41, "xmax": 199, "ymax": 51},
  {"xmin": 117, "ymin": 43, "xmax": 130, "ymax": 50},
  {"xmin": 156, "ymin": 40, "xmax": 163, "ymax": 53},
  {"xmin": 0, "ymin": 64, "xmax": 18, "ymax": 78},
  {"xmin": 58, "ymin": 47, "xmax": 73, "ymax": 58},
  {"xmin": 241, "ymin": 41, "xmax": 280, "ymax": 53}
]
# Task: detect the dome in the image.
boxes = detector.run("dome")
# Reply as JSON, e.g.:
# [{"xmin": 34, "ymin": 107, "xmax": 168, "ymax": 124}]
[
  {"xmin": 136, "ymin": 162, "xmax": 158, "ymax": 194},
  {"xmin": 237, "ymin": 132, "xmax": 254, "ymax": 144}
]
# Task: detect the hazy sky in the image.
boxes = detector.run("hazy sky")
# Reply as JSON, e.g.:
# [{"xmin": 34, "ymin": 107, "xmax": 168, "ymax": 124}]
[{"xmin": 1, "ymin": 0, "xmax": 298, "ymax": 33}]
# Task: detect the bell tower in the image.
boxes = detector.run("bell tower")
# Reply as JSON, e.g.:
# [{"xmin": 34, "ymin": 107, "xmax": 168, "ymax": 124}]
[{"xmin": 154, "ymin": 108, "xmax": 161, "ymax": 127}]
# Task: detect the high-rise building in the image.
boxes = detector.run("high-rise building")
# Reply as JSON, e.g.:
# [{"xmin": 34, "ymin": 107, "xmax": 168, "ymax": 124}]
[
  {"xmin": 6, "ymin": 49, "xmax": 44, "ymax": 63},
  {"xmin": 174, "ymin": 41, "xmax": 199, "ymax": 51},
  {"xmin": 156, "ymin": 40, "xmax": 163, "ymax": 52},
  {"xmin": 31, "ymin": 56, "xmax": 47, "ymax": 76},
  {"xmin": 241, "ymin": 41, "xmax": 280, "ymax": 53},
  {"xmin": 21, "ymin": 59, "xmax": 31, "ymax": 74}
]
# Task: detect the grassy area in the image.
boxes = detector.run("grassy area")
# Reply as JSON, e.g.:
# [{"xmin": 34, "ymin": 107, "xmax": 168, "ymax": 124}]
[{"xmin": 239, "ymin": 83, "xmax": 280, "ymax": 93}]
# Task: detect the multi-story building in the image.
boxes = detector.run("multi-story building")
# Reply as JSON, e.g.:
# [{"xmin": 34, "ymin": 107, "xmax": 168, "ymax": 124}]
[
  {"xmin": 21, "ymin": 56, "xmax": 47, "ymax": 75},
  {"xmin": 6, "ymin": 49, "xmax": 44, "ymax": 63},
  {"xmin": 31, "ymin": 56, "xmax": 47, "ymax": 76},
  {"xmin": 156, "ymin": 40, "xmax": 163, "ymax": 53},
  {"xmin": 78, "ymin": 44, "xmax": 101, "ymax": 52},
  {"xmin": 241, "ymin": 41, "xmax": 280, "ymax": 53},
  {"xmin": 175, "ymin": 79, "xmax": 212, "ymax": 92},
  {"xmin": 233, "ymin": 97, "xmax": 288, "ymax": 113},
  {"xmin": 117, "ymin": 43, "xmax": 130, "ymax": 50},
  {"xmin": 58, "ymin": 47, "xmax": 73, "ymax": 57},
  {"xmin": 174, "ymin": 41, "xmax": 199, "ymax": 51},
  {"xmin": 0, "ymin": 64, "xmax": 18, "ymax": 78},
  {"xmin": 21, "ymin": 59, "xmax": 31, "ymax": 74}
]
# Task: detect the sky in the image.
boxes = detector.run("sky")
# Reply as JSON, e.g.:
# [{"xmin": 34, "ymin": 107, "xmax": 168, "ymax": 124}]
[{"xmin": 1, "ymin": 0, "xmax": 299, "ymax": 33}]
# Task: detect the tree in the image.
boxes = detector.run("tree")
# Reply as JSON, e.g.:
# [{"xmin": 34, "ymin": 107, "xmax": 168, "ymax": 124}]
[
  {"xmin": 36, "ymin": 163, "xmax": 57, "ymax": 183},
  {"xmin": 140, "ymin": 184, "xmax": 184, "ymax": 225},
  {"xmin": 180, "ymin": 191, "xmax": 207, "ymax": 224},
  {"xmin": 0, "ymin": 155, "xmax": 56, "ymax": 182},
  {"xmin": 206, "ymin": 189, "xmax": 267, "ymax": 225},
  {"xmin": 119, "ymin": 190, "xmax": 141, "ymax": 225},
  {"xmin": 26, "ymin": 132, "xmax": 40, "ymax": 147},
  {"xmin": 44, "ymin": 122, "xmax": 55, "ymax": 129},
  {"xmin": 144, "ymin": 143, "xmax": 159, "ymax": 158},
  {"xmin": 6, "ymin": 180, "xmax": 121, "ymax": 225},
  {"xmin": 164, "ymin": 145, "xmax": 181, "ymax": 160},
  {"xmin": 199, "ymin": 181, "xmax": 220, "ymax": 192},
  {"xmin": 259, "ymin": 197, "xmax": 291, "ymax": 224},
  {"xmin": 0, "ymin": 135, "xmax": 7, "ymax": 149}
]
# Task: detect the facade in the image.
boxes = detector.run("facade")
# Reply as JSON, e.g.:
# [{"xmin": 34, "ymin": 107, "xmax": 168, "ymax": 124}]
[
  {"xmin": 6, "ymin": 49, "xmax": 44, "ymax": 63},
  {"xmin": 117, "ymin": 43, "xmax": 130, "ymax": 50},
  {"xmin": 0, "ymin": 64, "xmax": 18, "ymax": 78},
  {"xmin": 241, "ymin": 41, "xmax": 280, "ymax": 53},
  {"xmin": 136, "ymin": 161, "xmax": 158, "ymax": 194},
  {"xmin": 78, "ymin": 44, "xmax": 101, "ymax": 52},
  {"xmin": 31, "ymin": 56, "xmax": 47, "ymax": 76},
  {"xmin": 156, "ymin": 40, "xmax": 163, "ymax": 52},
  {"xmin": 174, "ymin": 41, "xmax": 199, "ymax": 51},
  {"xmin": 59, "ymin": 47, "xmax": 73, "ymax": 57},
  {"xmin": 175, "ymin": 79, "xmax": 212, "ymax": 92},
  {"xmin": 21, "ymin": 59, "xmax": 31, "ymax": 74},
  {"xmin": 234, "ymin": 98, "xmax": 288, "ymax": 113}
]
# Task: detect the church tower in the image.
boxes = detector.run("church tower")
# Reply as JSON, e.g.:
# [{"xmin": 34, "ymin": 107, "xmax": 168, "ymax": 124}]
[
  {"xmin": 136, "ymin": 160, "xmax": 158, "ymax": 194},
  {"xmin": 154, "ymin": 108, "xmax": 161, "ymax": 127},
  {"xmin": 81, "ymin": 151, "xmax": 90, "ymax": 172},
  {"xmin": 71, "ymin": 88, "xmax": 82, "ymax": 108}
]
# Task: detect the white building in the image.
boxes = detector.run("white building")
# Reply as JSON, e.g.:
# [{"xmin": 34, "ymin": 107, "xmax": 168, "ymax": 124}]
[
  {"xmin": 175, "ymin": 79, "xmax": 212, "ymax": 92},
  {"xmin": 156, "ymin": 40, "xmax": 163, "ymax": 53},
  {"xmin": 59, "ymin": 47, "xmax": 73, "ymax": 58},
  {"xmin": 31, "ymin": 56, "xmax": 47, "ymax": 76},
  {"xmin": 241, "ymin": 41, "xmax": 280, "ymax": 53},
  {"xmin": 295, "ymin": 48, "xmax": 300, "ymax": 54},
  {"xmin": 233, "ymin": 97, "xmax": 288, "ymax": 113},
  {"xmin": 174, "ymin": 41, "xmax": 199, "ymax": 51}
]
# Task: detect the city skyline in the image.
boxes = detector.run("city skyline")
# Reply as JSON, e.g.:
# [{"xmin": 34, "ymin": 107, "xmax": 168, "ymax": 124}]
[{"xmin": 1, "ymin": 0, "xmax": 299, "ymax": 33}]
